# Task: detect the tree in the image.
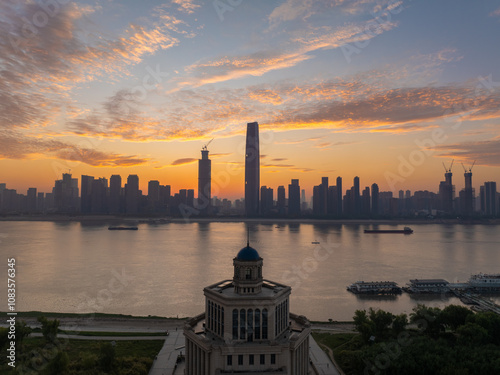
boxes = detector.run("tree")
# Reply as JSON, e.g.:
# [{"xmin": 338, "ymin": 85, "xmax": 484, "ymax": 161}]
[
  {"xmin": 37, "ymin": 316, "xmax": 59, "ymax": 343},
  {"xmin": 15, "ymin": 320, "xmax": 32, "ymax": 350},
  {"xmin": 368, "ymin": 308, "xmax": 395, "ymax": 338},
  {"xmin": 353, "ymin": 309, "xmax": 375, "ymax": 342},
  {"xmin": 392, "ymin": 313, "xmax": 408, "ymax": 334},
  {"xmin": 43, "ymin": 351, "xmax": 69, "ymax": 375},
  {"xmin": 410, "ymin": 304, "xmax": 443, "ymax": 336},
  {"xmin": 440, "ymin": 305, "xmax": 473, "ymax": 331}
]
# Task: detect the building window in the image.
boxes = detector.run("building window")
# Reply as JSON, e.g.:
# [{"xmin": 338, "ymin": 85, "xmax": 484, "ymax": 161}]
[
  {"xmin": 238, "ymin": 355, "xmax": 243, "ymax": 365},
  {"xmin": 271, "ymin": 354, "xmax": 276, "ymax": 364},
  {"xmin": 249, "ymin": 354, "xmax": 254, "ymax": 365},
  {"xmin": 221, "ymin": 307, "xmax": 225, "ymax": 336},
  {"xmin": 232, "ymin": 309, "xmax": 238, "ymax": 339},
  {"xmin": 248, "ymin": 309, "xmax": 253, "ymax": 342},
  {"xmin": 255, "ymin": 309, "xmax": 260, "ymax": 339},
  {"xmin": 227, "ymin": 355, "xmax": 232, "ymax": 366},
  {"xmin": 246, "ymin": 268, "xmax": 251, "ymax": 280},
  {"xmin": 240, "ymin": 309, "xmax": 246, "ymax": 339},
  {"xmin": 260, "ymin": 354, "xmax": 265, "ymax": 365},
  {"xmin": 262, "ymin": 309, "xmax": 268, "ymax": 339}
]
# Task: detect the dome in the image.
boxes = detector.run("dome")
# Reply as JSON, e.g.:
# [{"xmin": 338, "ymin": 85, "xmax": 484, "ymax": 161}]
[{"xmin": 236, "ymin": 246, "xmax": 260, "ymax": 261}]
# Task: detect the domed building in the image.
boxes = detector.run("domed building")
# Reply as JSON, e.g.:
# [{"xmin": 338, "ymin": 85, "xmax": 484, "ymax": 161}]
[{"xmin": 184, "ymin": 242, "xmax": 311, "ymax": 374}]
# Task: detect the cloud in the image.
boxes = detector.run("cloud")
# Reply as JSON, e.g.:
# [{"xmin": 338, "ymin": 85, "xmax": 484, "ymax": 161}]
[
  {"xmin": 0, "ymin": 130, "xmax": 148, "ymax": 166},
  {"xmin": 171, "ymin": 0, "xmax": 201, "ymax": 14},
  {"xmin": 171, "ymin": 158, "xmax": 198, "ymax": 166},
  {"xmin": 489, "ymin": 7, "xmax": 500, "ymax": 17},
  {"xmin": 0, "ymin": 1, "xmax": 180, "ymax": 132},
  {"xmin": 434, "ymin": 138, "xmax": 500, "ymax": 167},
  {"xmin": 271, "ymin": 158, "xmax": 289, "ymax": 161}
]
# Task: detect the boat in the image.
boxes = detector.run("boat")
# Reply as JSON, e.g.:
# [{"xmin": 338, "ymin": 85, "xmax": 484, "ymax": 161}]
[
  {"xmin": 108, "ymin": 226, "xmax": 138, "ymax": 230},
  {"xmin": 311, "ymin": 241, "xmax": 320, "ymax": 244},
  {"xmin": 403, "ymin": 279, "xmax": 450, "ymax": 294},
  {"xmin": 467, "ymin": 273, "xmax": 500, "ymax": 292},
  {"xmin": 347, "ymin": 281, "xmax": 402, "ymax": 294},
  {"xmin": 364, "ymin": 226, "xmax": 413, "ymax": 234}
]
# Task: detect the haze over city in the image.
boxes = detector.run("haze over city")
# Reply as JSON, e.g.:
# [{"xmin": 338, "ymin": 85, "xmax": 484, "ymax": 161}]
[{"xmin": 1, "ymin": 0, "xmax": 500, "ymax": 199}]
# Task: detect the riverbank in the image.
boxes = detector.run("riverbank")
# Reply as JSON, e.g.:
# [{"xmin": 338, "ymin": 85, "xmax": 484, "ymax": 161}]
[{"xmin": 0, "ymin": 214, "xmax": 498, "ymax": 225}]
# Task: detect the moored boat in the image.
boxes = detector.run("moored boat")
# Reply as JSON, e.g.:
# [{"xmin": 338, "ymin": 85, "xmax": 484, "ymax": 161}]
[
  {"xmin": 108, "ymin": 226, "xmax": 138, "ymax": 230},
  {"xmin": 364, "ymin": 226, "xmax": 413, "ymax": 234},
  {"xmin": 347, "ymin": 281, "xmax": 402, "ymax": 294}
]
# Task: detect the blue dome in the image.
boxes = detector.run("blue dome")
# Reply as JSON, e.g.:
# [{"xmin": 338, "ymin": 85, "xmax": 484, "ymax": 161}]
[{"xmin": 236, "ymin": 246, "xmax": 260, "ymax": 261}]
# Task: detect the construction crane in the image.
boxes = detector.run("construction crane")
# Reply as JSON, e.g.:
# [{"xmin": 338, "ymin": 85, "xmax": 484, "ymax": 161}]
[
  {"xmin": 202, "ymin": 138, "xmax": 214, "ymax": 151},
  {"xmin": 442, "ymin": 159, "xmax": 454, "ymax": 173},
  {"xmin": 461, "ymin": 160, "xmax": 476, "ymax": 173}
]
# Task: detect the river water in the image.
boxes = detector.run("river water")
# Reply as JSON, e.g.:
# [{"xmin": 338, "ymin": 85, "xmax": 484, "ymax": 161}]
[{"xmin": 1, "ymin": 221, "xmax": 499, "ymax": 321}]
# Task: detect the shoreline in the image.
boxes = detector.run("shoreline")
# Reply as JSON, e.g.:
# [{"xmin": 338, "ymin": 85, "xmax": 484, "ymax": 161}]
[{"xmin": 0, "ymin": 215, "xmax": 498, "ymax": 225}]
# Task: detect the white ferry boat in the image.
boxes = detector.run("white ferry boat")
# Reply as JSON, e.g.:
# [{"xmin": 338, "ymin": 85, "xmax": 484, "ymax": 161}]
[
  {"xmin": 468, "ymin": 273, "xmax": 500, "ymax": 291},
  {"xmin": 347, "ymin": 281, "xmax": 402, "ymax": 294},
  {"xmin": 404, "ymin": 279, "xmax": 450, "ymax": 294}
]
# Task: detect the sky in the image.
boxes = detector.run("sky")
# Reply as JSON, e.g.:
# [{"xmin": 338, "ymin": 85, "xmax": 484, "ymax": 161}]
[{"xmin": 1, "ymin": 0, "xmax": 500, "ymax": 199}]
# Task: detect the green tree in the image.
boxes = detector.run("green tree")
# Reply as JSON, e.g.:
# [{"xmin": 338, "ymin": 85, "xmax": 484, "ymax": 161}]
[
  {"xmin": 440, "ymin": 305, "xmax": 473, "ymax": 331},
  {"xmin": 410, "ymin": 304, "xmax": 443, "ymax": 336},
  {"xmin": 457, "ymin": 323, "xmax": 489, "ymax": 346},
  {"xmin": 43, "ymin": 351, "xmax": 69, "ymax": 375},
  {"xmin": 368, "ymin": 308, "xmax": 394, "ymax": 338},
  {"xmin": 353, "ymin": 309, "xmax": 375, "ymax": 342},
  {"xmin": 37, "ymin": 316, "xmax": 60, "ymax": 343},
  {"xmin": 392, "ymin": 313, "xmax": 408, "ymax": 334}
]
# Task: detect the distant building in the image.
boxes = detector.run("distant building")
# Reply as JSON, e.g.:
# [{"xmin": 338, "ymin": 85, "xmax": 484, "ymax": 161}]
[
  {"xmin": 481, "ymin": 181, "xmax": 497, "ymax": 216},
  {"xmin": 336, "ymin": 176, "xmax": 343, "ymax": 216},
  {"xmin": 260, "ymin": 186, "xmax": 273, "ymax": 215},
  {"xmin": 184, "ymin": 242, "xmax": 311, "ymax": 374},
  {"xmin": 371, "ymin": 183, "xmax": 379, "ymax": 217},
  {"xmin": 245, "ymin": 122, "xmax": 260, "ymax": 216},
  {"xmin": 277, "ymin": 186, "xmax": 285, "ymax": 215},
  {"xmin": 288, "ymin": 179, "xmax": 300, "ymax": 216},
  {"xmin": 81, "ymin": 175, "xmax": 94, "ymax": 214},
  {"xmin": 198, "ymin": 146, "xmax": 212, "ymax": 215},
  {"xmin": 125, "ymin": 175, "xmax": 139, "ymax": 214},
  {"xmin": 109, "ymin": 175, "xmax": 122, "ymax": 214},
  {"xmin": 54, "ymin": 173, "xmax": 79, "ymax": 213}
]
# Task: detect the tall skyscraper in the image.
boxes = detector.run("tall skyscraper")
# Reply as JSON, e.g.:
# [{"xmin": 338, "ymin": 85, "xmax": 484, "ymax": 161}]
[
  {"xmin": 245, "ymin": 122, "xmax": 260, "ymax": 216},
  {"xmin": 109, "ymin": 175, "xmax": 122, "ymax": 214},
  {"xmin": 277, "ymin": 185, "xmax": 285, "ymax": 215},
  {"xmin": 288, "ymin": 179, "xmax": 300, "ymax": 216},
  {"xmin": 81, "ymin": 175, "xmax": 94, "ymax": 214},
  {"xmin": 336, "ymin": 176, "xmax": 343, "ymax": 216},
  {"xmin": 463, "ymin": 166, "xmax": 474, "ymax": 216},
  {"xmin": 198, "ymin": 144, "xmax": 212, "ymax": 215},
  {"xmin": 371, "ymin": 183, "xmax": 379, "ymax": 217},
  {"xmin": 125, "ymin": 174, "xmax": 139, "ymax": 214},
  {"xmin": 483, "ymin": 181, "xmax": 497, "ymax": 216}
]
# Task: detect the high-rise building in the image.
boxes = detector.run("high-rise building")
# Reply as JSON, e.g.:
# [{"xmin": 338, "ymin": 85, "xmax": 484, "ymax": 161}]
[
  {"xmin": 371, "ymin": 183, "xmax": 379, "ymax": 217},
  {"xmin": 277, "ymin": 186, "xmax": 285, "ymax": 215},
  {"xmin": 288, "ymin": 179, "xmax": 300, "ymax": 216},
  {"xmin": 184, "ymin": 243, "xmax": 311, "ymax": 374},
  {"xmin": 198, "ymin": 145, "xmax": 212, "ymax": 215},
  {"xmin": 260, "ymin": 186, "xmax": 273, "ymax": 215},
  {"xmin": 81, "ymin": 175, "xmax": 94, "ymax": 214},
  {"xmin": 91, "ymin": 178, "xmax": 108, "ymax": 214},
  {"xmin": 336, "ymin": 176, "xmax": 343, "ymax": 216},
  {"xmin": 54, "ymin": 173, "xmax": 79, "ymax": 213},
  {"xmin": 125, "ymin": 175, "xmax": 139, "ymax": 214},
  {"xmin": 109, "ymin": 175, "xmax": 122, "ymax": 214},
  {"xmin": 462, "ymin": 168, "xmax": 474, "ymax": 216},
  {"xmin": 362, "ymin": 186, "xmax": 371, "ymax": 217},
  {"xmin": 245, "ymin": 122, "xmax": 260, "ymax": 216},
  {"xmin": 482, "ymin": 182, "xmax": 497, "ymax": 216}
]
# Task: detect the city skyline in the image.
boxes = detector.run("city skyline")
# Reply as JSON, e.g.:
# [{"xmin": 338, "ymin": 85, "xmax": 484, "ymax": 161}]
[{"xmin": 1, "ymin": 1, "xmax": 500, "ymax": 199}]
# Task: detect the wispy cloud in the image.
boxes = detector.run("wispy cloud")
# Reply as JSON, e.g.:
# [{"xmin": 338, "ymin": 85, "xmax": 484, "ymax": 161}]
[
  {"xmin": 0, "ymin": 130, "xmax": 147, "ymax": 166},
  {"xmin": 171, "ymin": 158, "xmax": 198, "ymax": 166},
  {"xmin": 171, "ymin": 0, "xmax": 201, "ymax": 14},
  {"xmin": 489, "ymin": 7, "xmax": 500, "ymax": 17},
  {"xmin": 434, "ymin": 138, "xmax": 500, "ymax": 167}
]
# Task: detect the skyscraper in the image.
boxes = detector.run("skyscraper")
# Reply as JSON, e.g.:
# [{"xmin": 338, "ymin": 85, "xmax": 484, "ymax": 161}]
[
  {"xmin": 125, "ymin": 174, "xmax": 139, "ymax": 214},
  {"xmin": 198, "ymin": 145, "xmax": 212, "ymax": 215},
  {"xmin": 288, "ymin": 179, "xmax": 300, "ymax": 216},
  {"xmin": 245, "ymin": 122, "xmax": 260, "ymax": 216},
  {"xmin": 109, "ymin": 175, "xmax": 122, "ymax": 214},
  {"xmin": 371, "ymin": 183, "xmax": 379, "ymax": 217},
  {"xmin": 336, "ymin": 176, "xmax": 343, "ymax": 216},
  {"xmin": 463, "ymin": 168, "xmax": 474, "ymax": 216}
]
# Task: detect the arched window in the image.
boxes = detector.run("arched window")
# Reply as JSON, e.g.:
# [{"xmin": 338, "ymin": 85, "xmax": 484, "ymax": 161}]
[
  {"xmin": 240, "ymin": 309, "xmax": 246, "ymax": 340},
  {"xmin": 255, "ymin": 309, "xmax": 260, "ymax": 339},
  {"xmin": 246, "ymin": 268, "xmax": 251, "ymax": 280},
  {"xmin": 262, "ymin": 308, "xmax": 268, "ymax": 339},
  {"xmin": 247, "ymin": 309, "xmax": 253, "ymax": 342},
  {"xmin": 232, "ymin": 309, "xmax": 238, "ymax": 339}
]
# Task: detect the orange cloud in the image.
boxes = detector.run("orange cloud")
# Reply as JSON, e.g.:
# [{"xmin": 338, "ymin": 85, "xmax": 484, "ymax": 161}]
[{"xmin": 171, "ymin": 158, "xmax": 198, "ymax": 166}]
